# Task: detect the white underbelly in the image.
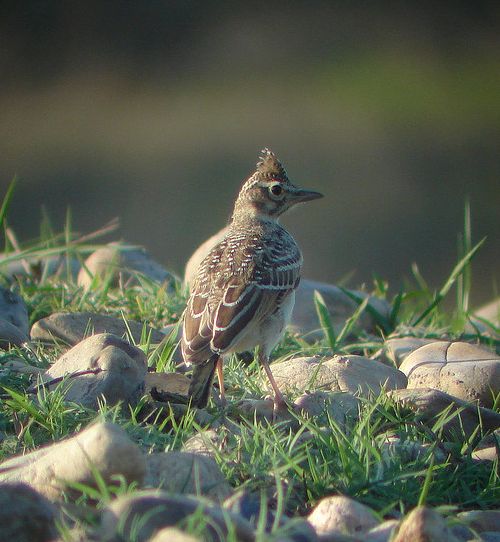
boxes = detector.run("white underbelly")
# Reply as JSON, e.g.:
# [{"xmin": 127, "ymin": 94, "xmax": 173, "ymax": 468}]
[{"xmin": 229, "ymin": 291, "xmax": 295, "ymax": 356}]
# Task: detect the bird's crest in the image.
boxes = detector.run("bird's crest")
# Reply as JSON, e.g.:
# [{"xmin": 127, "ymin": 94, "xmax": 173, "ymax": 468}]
[{"xmin": 256, "ymin": 148, "xmax": 288, "ymax": 182}]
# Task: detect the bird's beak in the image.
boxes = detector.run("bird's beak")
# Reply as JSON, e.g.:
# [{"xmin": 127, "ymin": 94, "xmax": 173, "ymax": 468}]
[{"xmin": 290, "ymin": 187, "xmax": 324, "ymax": 203}]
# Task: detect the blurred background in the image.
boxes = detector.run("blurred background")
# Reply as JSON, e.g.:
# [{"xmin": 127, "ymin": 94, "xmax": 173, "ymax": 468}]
[{"xmin": 1, "ymin": 1, "xmax": 499, "ymax": 305}]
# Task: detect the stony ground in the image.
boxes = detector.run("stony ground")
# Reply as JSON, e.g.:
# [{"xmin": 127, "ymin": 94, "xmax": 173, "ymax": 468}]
[{"xmin": 0, "ymin": 238, "xmax": 499, "ymax": 542}]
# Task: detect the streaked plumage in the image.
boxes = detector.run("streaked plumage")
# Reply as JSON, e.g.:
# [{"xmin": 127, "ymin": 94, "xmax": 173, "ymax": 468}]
[{"xmin": 182, "ymin": 149, "xmax": 323, "ymax": 409}]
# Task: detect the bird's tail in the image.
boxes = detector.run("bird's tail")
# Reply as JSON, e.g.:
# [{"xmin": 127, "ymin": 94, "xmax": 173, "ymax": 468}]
[{"xmin": 188, "ymin": 355, "xmax": 219, "ymax": 408}]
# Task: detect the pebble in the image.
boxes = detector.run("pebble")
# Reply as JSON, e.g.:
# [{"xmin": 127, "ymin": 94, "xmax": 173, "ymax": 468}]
[
  {"xmin": 0, "ymin": 422, "xmax": 146, "ymax": 500},
  {"xmin": 30, "ymin": 311, "xmax": 166, "ymax": 345},
  {"xmin": 294, "ymin": 390, "xmax": 360, "ymax": 428},
  {"xmin": 143, "ymin": 451, "xmax": 232, "ymax": 502},
  {"xmin": 183, "ymin": 429, "xmax": 223, "ymax": 458},
  {"xmin": 272, "ymin": 355, "xmax": 407, "ymax": 396},
  {"xmin": 0, "ymin": 286, "xmax": 29, "ymax": 347},
  {"xmin": 148, "ymin": 528, "xmax": 201, "ymax": 542},
  {"xmin": 400, "ymin": 341, "xmax": 500, "ymax": 408},
  {"xmin": 389, "ymin": 388, "xmax": 500, "ymax": 440},
  {"xmin": 0, "ymin": 253, "xmax": 80, "ymax": 281},
  {"xmin": 0, "ymin": 482, "xmax": 58, "ymax": 542},
  {"xmin": 307, "ymin": 495, "xmax": 379, "ymax": 536},
  {"xmin": 78, "ymin": 242, "xmax": 176, "ymax": 289},
  {"xmin": 145, "ymin": 371, "xmax": 191, "ymax": 397},
  {"xmin": 392, "ymin": 506, "xmax": 460, "ymax": 542},
  {"xmin": 383, "ymin": 337, "xmax": 440, "ymax": 366},
  {"xmin": 99, "ymin": 490, "xmax": 255, "ymax": 542},
  {"xmin": 290, "ymin": 279, "xmax": 391, "ymax": 341},
  {"xmin": 41, "ymin": 333, "xmax": 147, "ymax": 409}
]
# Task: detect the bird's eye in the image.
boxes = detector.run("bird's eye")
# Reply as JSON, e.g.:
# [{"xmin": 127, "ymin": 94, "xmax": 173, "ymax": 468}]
[{"xmin": 269, "ymin": 184, "xmax": 284, "ymax": 198}]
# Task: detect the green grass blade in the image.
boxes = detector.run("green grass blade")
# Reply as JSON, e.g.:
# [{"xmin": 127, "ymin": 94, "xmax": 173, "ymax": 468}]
[
  {"xmin": 339, "ymin": 287, "xmax": 392, "ymax": 334},
  {"xmin": 314, "ymin": 290, "xmax": 336, "ymax": 350},
  {"xmin": 335, "ymin": 295, "xmax": 370, "ymax": 346},
  {"xmin": 412, "ymin": 237, "xmax": 486, "ymax": 326},
  {"xmin": 0, "ymin": 177, "xmax": 16, "ymax": 234}
]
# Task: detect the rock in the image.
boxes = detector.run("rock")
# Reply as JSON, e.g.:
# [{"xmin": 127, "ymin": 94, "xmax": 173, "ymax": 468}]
[
  {"xmin": 184, "ymin": 227, "xmax": 228, "ymax": 287},
  {"xmin": 456, "ymin": 510, "xmax": 500, "ymax": 533},
  {"xmin": 294, "ymin": 391, "xmax": 360, "ymax": 428},
  {"xmin": 307, "ymin": 495, "xmax": 379, "ymax": 536},
  {"xmin": 183, "ymin": 430, "xmax": 222, "ymax": 457},
  {"xmin": 290, "ymin": 280, "xmax": 391, "ymax": 341},
  {"xmin": 0, "ymin": 253, "xmax": 80, "ymax": 281},
  {"xmin": 0, "ymin": 422, "xmax": 146, "ymax": 500},
  {"xmin": 384, "ymin": 337, "xmax": 440, "ymax": 367},
  {"xmin": 471, "ymin": 445, "xmax": 498, "ymax": 462},
  {"xmin": 0, "ymin": 286, "xmax": 29, "ymax": 347},
  {"xmin": 145, "ymin": 372, "xmax": 190, "ymax": 397},
  {"xmin": 364, "ymin": 519, "xmax": 400, "ymax": 542},
  {"xmin": 0, "ymin": 483, "xmax": 58, "ymax": 542},
  {"xmin": 139, "ymin": 399, "xmax": 214, "ymax": 428},
  {"xmin": 40, "ymin": 333, "xmax": 147, "ymax": 409},
  {"xmin": 30, "ymin": 311, "xmax": 165, "ymax": 346},
  {"xmin": 392, "ymin": 506, "xmax": 459, "ymax": 542},
  {"xmin": 0, "ymin": 357, "xmax": 44, "ymax": 375},
  {"xmin": 389, "ymin": 388, "xmax": 500, "ymax": 440},
  {"xmin": 232, "ymin": 398, "xmax": 275, "ymax": 422},
  {"xmin": 148, "ymin": 528, "xmax": 201, "ymax": 542},
  {"xmin": 224, "ymin": 490, "xmax": 267, "ymax": 527},
  {"xmin": 143, "ymin": 451, "xmax": 232, "ymax": 502},
  {"xmin": 0, "ymin": 318, "xmax": 29, "ymax": 347},
  {"xmin": 472, "ymin": 298, "xmax": 500, "ymax": 326},
  {"xmin": 399, "ymin": 341, "xmax": 500, "ymax": 408},
  {"xmin": 99, "ymin": 490, "xmax": 255, "ymax": 542},
  {"xmin": 78, "ymin": 242, "xmax": 176, "ymax": 289},
  {"xmin": 277, "ymin": 519, "xmax": 320, "ymax": 542},
  {"xmin": 272, "ymin": 355, "xmax": 406, "ymax": 396},
  {"xmin": 378, "ymin": 435, "xmax": 446, "ymax": 468}
]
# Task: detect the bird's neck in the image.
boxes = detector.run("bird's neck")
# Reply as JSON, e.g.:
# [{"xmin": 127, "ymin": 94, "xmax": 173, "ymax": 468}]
[{"xmin": 230, "ymin": 206, "xmax": 279, "ymax": 229}]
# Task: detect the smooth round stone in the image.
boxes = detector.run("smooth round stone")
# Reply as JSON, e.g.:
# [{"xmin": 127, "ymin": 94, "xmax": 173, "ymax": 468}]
[
  {"xmin": 0, "ymin": 422, "xmax": 146, "ymax": 500},
  {"xmin": 143, "ymin": 451, "xmax": 232, "ymax": 502},
  {"xmin": 0, "ymin": 483, "xmax": 58, "ymax": 542},
  {"xmin": 384, "ymin": 337, "xmax": 440, "ymax": 367},
  {"xmin": 272, "ymin": 355, "xmax": 407, "ymax": 396},
  {"xmin": 41, "ymin": 333, "xmax": 147, "ymax": 408},
  {"xmin": 78, "ymin": 242, "xmax": 176, "ymax": 289},
  {"xmin": 400, "ymin": 341, "xmax": 500, "ymax": 408},
  {"xmin": 393, "ymin": 507, "xmax": 459, "ymax": 542},
  {"xmin": 30, "ymin": 311, "xmax": 166, "ymax": 346},
  {"xmin": 0, "ymin": 286, "xmax": 29, "ymax": 347},
  {"xmin": 307, "ymin": 495, "xmax": 379, "ymax": 536}
]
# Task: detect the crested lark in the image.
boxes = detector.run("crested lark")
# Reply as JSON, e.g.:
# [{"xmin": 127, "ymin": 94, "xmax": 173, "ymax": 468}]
[{"xmin": 182, "ymin": 148, "xmax": 323, "ymax": 410}]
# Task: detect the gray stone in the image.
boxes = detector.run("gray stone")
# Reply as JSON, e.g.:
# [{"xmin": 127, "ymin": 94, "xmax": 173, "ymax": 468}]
[
  {"xmin": 0, "ymin": 422, "xmax": 146, "ymax": 500},
  {"xmin": 183, "ymin": 430, "xmax": 222, "ymax": 458},
  {"xmin": 0, "ymin": 318, "xmax": 29, "ymax": 347},
  {"xmin": 145, "ymin": 371, "xmax": 190, "ymax": 397},
  {"xmin": 149, "ymin": 528, "xmax": 201, "ymax": 542},
  {"xmin": 364, "ymin": 520, "xmax": 400, "ymax": 542},
  {"xmin": 400, "ymin": 341, "xmax": 500, "ymax": 408},
  {"xmin": 143, "ymin": 451, "xmax": 232, "ymax": 502},
  {"xmin": 99, "ymin": 490, "xmax": 255, "ymax": 542},
  {"xmin": 41, "ymin": 333, "xmax": 147, "ymax": 408},
  {"xmin": 384, "ymin": 337, "xmax": 440, "ymax": 367},
  {"xmin": 78, "ymin": 242, "xmax": 176, "ymax": 289},
  {"xmin": 0, "ymin": 253, "xmax": 80, "ymax": 280},
  {"xmin": 378, "ymin": 435, "xmax": 446, "ymax": 469},
  {"xmin": 0, "ymin": 483, "xmax": 58, "ymax": 542},
  {"xmin": 472, "ymin": 298, "xmax": 500, "ymax": 326},
  {"xmin": 290, "ymin": 279, "xmax": 391, "ymax": 341},
  {"xmin": 389, "ymin": 388, "xmax": 500, "ymax": 440},
  {"xmin": 0, "ymin": 357, "xmax": 44, "ymax": 375},
  {"xmin": 393, "ymin": 506, "xmax": 460, "ymax": 542},
  {"xmin": 30, "ymin": 311, "xmax": 166, "ymax": 346},
  {"xmin": 272, "ymin": 355, "xmax": 407, "ymax": 396},
  {"xmin": 307, "ymin": 495, "xmax": 379, "ymax": 536},
  {"xmin": 0, "ymin": 286, "xmax": 29, "ymax": 347},
  {"xmin": 456, "ymin": 510, "xmax": 500, "ymax": 533},
  {"xmin": 294, "ymin": 391, "xmax": 360, "ymax": 428}
]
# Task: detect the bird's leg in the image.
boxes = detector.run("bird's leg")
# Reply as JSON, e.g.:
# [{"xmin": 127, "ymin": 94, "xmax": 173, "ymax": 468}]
[
  {"xmin": 215, "ymin": 356, "xmax": 226, "ymax": 407},
  {"xmin": 258, "ymin": 350, "xmax": 287, "ymax": 412}
]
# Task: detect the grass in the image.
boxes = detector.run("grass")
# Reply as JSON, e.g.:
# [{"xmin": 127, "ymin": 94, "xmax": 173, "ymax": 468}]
[{"xmin": 0, "ymin": 191, "xmax": 499, "ymax": 539}]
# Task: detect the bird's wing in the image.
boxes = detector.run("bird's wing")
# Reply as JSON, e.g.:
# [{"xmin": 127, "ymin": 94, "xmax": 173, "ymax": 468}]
[{"xmin": 182, "ymin": 232, "xmax": 302, "ymax": 360}]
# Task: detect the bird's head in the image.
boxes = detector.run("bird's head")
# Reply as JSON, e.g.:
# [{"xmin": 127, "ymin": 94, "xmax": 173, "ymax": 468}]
[{"xmin": 232, "ymin": 148, "xmax": 323, "ymax": 222}]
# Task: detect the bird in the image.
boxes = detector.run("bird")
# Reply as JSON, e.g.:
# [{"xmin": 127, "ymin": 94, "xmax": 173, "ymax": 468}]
[{"xmin": 181, "ymin": 148, "xmax": 323, "ymax": 411}]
